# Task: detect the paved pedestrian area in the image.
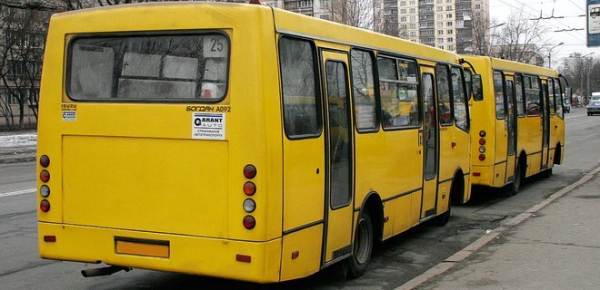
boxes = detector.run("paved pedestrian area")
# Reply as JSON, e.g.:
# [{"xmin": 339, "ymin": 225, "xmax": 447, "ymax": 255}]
[{"xmin": 417, "ymin": 171, "xmax": 600, "ymax": 290}]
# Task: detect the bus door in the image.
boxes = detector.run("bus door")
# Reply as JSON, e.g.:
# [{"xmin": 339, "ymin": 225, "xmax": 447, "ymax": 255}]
[
  {"xmin": 541, "ymin": 80, "xmax": 550, "ymax": 170},
  {"xmin": 420, "ymin": 68, "xmax": 439, "ymax": 219},
  {"xmin": 492, "ymin": 71, "xmax": 508, "ymax": 185},
  {"xmin": 505, "ymin": 78, "xmax": 517, "ymax": 182},
  {"xmin": 320, "ymin": 50, "xmax": 354, "ymax": 264}
]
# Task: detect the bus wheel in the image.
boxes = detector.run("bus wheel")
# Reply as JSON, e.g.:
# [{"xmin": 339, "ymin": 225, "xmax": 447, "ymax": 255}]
[
  {"xmin": 509, "ymin": 163, "xmax": 522, "ymax": 196},
  {"xmin": 346, "ymin": 210, "xmax": 373, "ymax": 279},
  {"xmin": 541, "ymin": 168, "xmax": 553, "ymax": 178}
]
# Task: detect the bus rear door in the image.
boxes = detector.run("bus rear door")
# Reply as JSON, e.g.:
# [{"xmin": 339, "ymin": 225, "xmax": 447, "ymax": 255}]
[
  {"xmin": 320, "ymin": 50, "xmax": 354, "ymax": 265},
  {"xmin": 420, "ymin": 67, "xmax": 439, "ymax": 219}
]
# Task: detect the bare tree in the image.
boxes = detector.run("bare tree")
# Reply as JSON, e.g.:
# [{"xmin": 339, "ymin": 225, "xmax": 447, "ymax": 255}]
[
  {"xmin": 331, "ymin": 0, "xmax": 373, "ymax": 30},
  {"xmin": 0, "ymin": 5, "xmax": 50, "ymax": 129},
  {"xmin": 471, "ymin": 14, "xmax": 492, "ymax": 55},
  {"xmin": 491, "ymin": 7, "xmax": 549, "ymax": 64}
]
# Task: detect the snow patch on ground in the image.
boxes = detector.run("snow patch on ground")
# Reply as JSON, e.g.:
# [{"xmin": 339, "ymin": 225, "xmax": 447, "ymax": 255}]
[{"xmin": 0, "ymin": 133, "xmax": 37, "ymax": 148}]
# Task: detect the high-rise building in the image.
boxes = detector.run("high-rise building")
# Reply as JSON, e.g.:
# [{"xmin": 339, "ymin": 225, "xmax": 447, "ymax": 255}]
[{"xmin": 377, "ymin": 0, "xmax": 489, "ymax": 53}]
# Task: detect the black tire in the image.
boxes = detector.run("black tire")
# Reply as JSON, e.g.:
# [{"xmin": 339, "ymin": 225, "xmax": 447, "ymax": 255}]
[
  {"xmin": 541, "ymin": 168, "xmax": 553, "ymax": 178},
  {"xmin": 508, "ymin": 162, "xmax": 522, "ymax": 196},
  {"xmin": 346, "ymin": 210, "xmax": 374, "ymax": 279},
  {"xmin": 432, "ymin": 198, "xmax": 451, "ymax": 226}
]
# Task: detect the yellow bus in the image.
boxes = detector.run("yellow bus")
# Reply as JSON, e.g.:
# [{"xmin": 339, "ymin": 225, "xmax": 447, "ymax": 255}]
[
  {"xmin": 462, "ymin": 56, "xmax": 567, "ymax": 195},
  {"xmin": 37, "ymin": 2, "xmax": 471, "ymax": 283}
]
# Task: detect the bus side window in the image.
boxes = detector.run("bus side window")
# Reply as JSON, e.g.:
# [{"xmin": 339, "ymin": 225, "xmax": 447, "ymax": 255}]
[
  {"xmin": 350, "ymin": 49, "xmax": 378, "ymax": 132},
  {"xmin": 451, "ymin": 67, "xmax": 469, "ymax": 131},
  {"xmin": 525, "ymin": 76, "xmax": 541, "ymax": 116},
  {"xmin": 493, "ymin": 71, "xmax": 505, "ymax": 119},
  {"xmin": 435, "ymin": 64, "xmax": 453, "ymax": 126},
  {"xmin": 553, "ymin": 78, "xmax": 564, "ymax": 118},
  {"xmin": 515, "ymin": 74, "xmax": 525, "ymax": 117},
  {"xmin": 377, "ymin": 56, "xmax": 420, "ymax": 129},
  {"xmin": 548, "ymin": 78, "xmax": 556, "ymax": 115},
  {"xmin": 279, "ymin": 37, "xmax": 320, "ymax": 138}
]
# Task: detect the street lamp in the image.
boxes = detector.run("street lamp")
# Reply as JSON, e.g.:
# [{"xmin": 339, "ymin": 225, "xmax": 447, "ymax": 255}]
[
  {"xmin": 548, "ymin": 42, "xmax": 564, "ymax": 68},
  {"xmin": 582, "ymin": 52, "xmax": 595, "ymax": 105}
]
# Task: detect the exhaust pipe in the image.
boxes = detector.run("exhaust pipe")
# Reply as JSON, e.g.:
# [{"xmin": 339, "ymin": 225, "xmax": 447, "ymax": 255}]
[{"xmin": 81, "ymin": 266, "xmax": 131, "ymax": 277}]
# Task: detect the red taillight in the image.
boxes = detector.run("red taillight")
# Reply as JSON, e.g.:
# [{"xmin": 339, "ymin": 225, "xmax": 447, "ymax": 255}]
[
  {"xmin": 479, "ymin": 138, "xmax": 486, "ymax": 145},
  {"xmin": 479, "ymin": 154, "xmax": 486, "ymax": 161},
  {"xmin": 243, "ymin": 215, "xmax": 256, "ymax": 229},
  {"xmin": 243, "ymin": 182, "xmax": 256, "ymax": 196},
  {"xmin": 43, "ymin": 235, "xmax": 56, "ymax": 242},
  {"xmin": 40, "ymin": 200, "xmax": 51, "ymax": 212},
  {"xmin": 243, "ymin": 165, "xmax": 257, "ymax": 179},
  {"xmin": 39, "ymin": 155, "xmax": 50, "ymax": 168},
  {"xmin": 40, "ymin": 170, "xmax": 50, "ymax": 183},
  {"xmin": 236, "ymin": 254, "xmax": 252, "ymax": 263}
]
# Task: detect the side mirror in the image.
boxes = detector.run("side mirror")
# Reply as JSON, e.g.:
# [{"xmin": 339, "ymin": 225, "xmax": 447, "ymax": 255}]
[{"xmin": 472, "ymin": 74, "xmax": 483, "ymax": 101}]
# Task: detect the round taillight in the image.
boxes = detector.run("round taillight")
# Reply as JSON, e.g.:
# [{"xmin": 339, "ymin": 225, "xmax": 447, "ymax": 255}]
[
  {"xmin": 479, "ymin": 154, "xmax": 486, "ymax": 161},
  {"xmin": 243, "ymin": 182, "xmax": 256, "ymax": 196},
  {"xmin": 243, "ymin": 215, "xmax": 256, "ymax": 230},
  {"xmin": 39, "ymin": 155, "xmax": 50, "ymax": 168},
  {"xmin": 243, "ymin": 165, "xmax": 257, "ymax": 179},
  {"xmin": 40, "ymin": 170, "xmax": 50, "ymax": 183},
  {"xmin": 40, "ymin": 185, "xmax": 50, "ymax": 197},
  {"xmin": 243, "ymin": 198, "xmax": 256, "ymax": 213},
  {"xmin": 479, "ymin": 146, "xmax": 486, "ymax": 153},
  {"xmin": 40, "ymin": 200, "xmax": 51, "ymax": 212},
  {"xmin": 479, "ymin": 130, "xmax": 486, "ymax": 137},
  {"xmin": 479, "ymin": 138, "xmax": 486, "ymax": 145}
]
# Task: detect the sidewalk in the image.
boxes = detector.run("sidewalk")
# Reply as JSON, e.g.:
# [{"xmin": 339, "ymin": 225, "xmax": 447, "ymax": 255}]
[
  {"xmin": 416, "ymin": 170, "xmax": 600, "ymax": 290},
  {"xmin": 0, "ymin": 131, "xmax": 37, "ymax": 164}
]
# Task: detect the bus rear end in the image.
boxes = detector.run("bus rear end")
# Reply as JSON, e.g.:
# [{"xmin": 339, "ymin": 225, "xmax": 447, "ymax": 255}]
[{"xmin": 37, "ymin": 3, "xmax": 284, "ymax": 283}]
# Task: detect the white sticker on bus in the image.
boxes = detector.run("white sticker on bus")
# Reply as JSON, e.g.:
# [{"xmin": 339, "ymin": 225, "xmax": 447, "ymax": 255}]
[
  {"xmin": 192, "ymin": 113, "xmax": 226, "ymax": 140},
  {"xmin": 62, "ymin": 110, "xmax": 77, "ymax": 122}
]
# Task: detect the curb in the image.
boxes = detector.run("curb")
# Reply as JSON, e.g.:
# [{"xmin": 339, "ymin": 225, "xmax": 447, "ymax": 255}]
[
  {"xmin": 394, "ymin": 165, "xmax": 600, "ymax": 290},
  {"xmin": 0, "ymin": 154, "xmax": 36, "ymax": 164}
]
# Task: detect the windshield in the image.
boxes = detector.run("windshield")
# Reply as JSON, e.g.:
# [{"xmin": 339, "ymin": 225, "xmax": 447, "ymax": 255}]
[{"xmin": 67, "ymin": 33, "xmax": 229, "ymax": 102}]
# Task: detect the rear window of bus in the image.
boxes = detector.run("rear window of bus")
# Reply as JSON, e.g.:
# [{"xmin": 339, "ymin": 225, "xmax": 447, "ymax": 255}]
[{"xmin": 67, "ymin": 33, "xmax": 229, "ymax": 102}]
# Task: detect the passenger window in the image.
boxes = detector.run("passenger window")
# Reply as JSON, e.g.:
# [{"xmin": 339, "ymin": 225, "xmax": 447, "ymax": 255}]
[
  {"xmin": 350, "ymin": 49, "xmax": 378, "ymax": 131},
  {"xmin": 525, "ymin": 76, "xmax": 541, "ymax": 116},
  {"xmin": 554, "ymin": 78, "xmax": 564, "ymax": 118},
  {"xmin": 548, "ymin": 79, "xmax": 556, "ymax": 115},
  {"xmin": 377, "ymin": 56, "xmax": 420, "ymax": 129},
  {"xmin": 451, "ymin": 67, "xmax": 469, "ymax": 130},
  {"xmin": 515, "ymin": 74, "xmax": 525, "ymax": 117},
  {"xmin": 493, "ymin": 71, "xmax": 505, "ymax": 119},
  {"xmin": 464, "ymin": 69, "xmax": 472, "ymax": 100},
  {"xmin": 435, "ymin": 65, "xmax": 452, "ymax": 125},
  {"xmin": 279, "ymin": 37, "xmax": 320, "ymax": 137}
]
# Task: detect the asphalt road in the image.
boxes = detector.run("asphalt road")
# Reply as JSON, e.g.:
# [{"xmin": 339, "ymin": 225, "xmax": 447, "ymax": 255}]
[{"xmin": 0, "ymin": 107, "xmax": 598, "ymax": 290}]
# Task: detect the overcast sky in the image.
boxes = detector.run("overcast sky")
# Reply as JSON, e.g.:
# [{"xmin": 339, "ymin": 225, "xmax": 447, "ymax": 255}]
[{"xmin": 489, "ymin": 0, "xmax": 593, "ymax": 67}]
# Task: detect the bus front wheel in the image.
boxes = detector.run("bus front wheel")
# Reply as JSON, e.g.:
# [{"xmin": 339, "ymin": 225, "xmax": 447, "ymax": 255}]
[{"xmin": 346, "ymin": 209, "xmax": 373, "ymax": 278}]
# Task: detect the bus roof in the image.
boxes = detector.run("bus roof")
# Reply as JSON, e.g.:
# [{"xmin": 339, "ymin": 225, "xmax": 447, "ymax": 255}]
[
  {"xmin": 272, "ymin": 7, "xmax": 460, "ymax": 64},
  {"xmin": 462, "ymin": 55, "xmax": 559, "ymax": 77}
]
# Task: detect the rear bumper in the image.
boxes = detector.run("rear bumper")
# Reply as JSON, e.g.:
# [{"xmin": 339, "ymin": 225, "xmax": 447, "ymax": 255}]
[
  {"xmin": 38, "ymin": 222, "xmax": 282, "ymax": 283},
  {"xmin": 471, "ymin": 165, "xmax": 498, "ymax": 188}
]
